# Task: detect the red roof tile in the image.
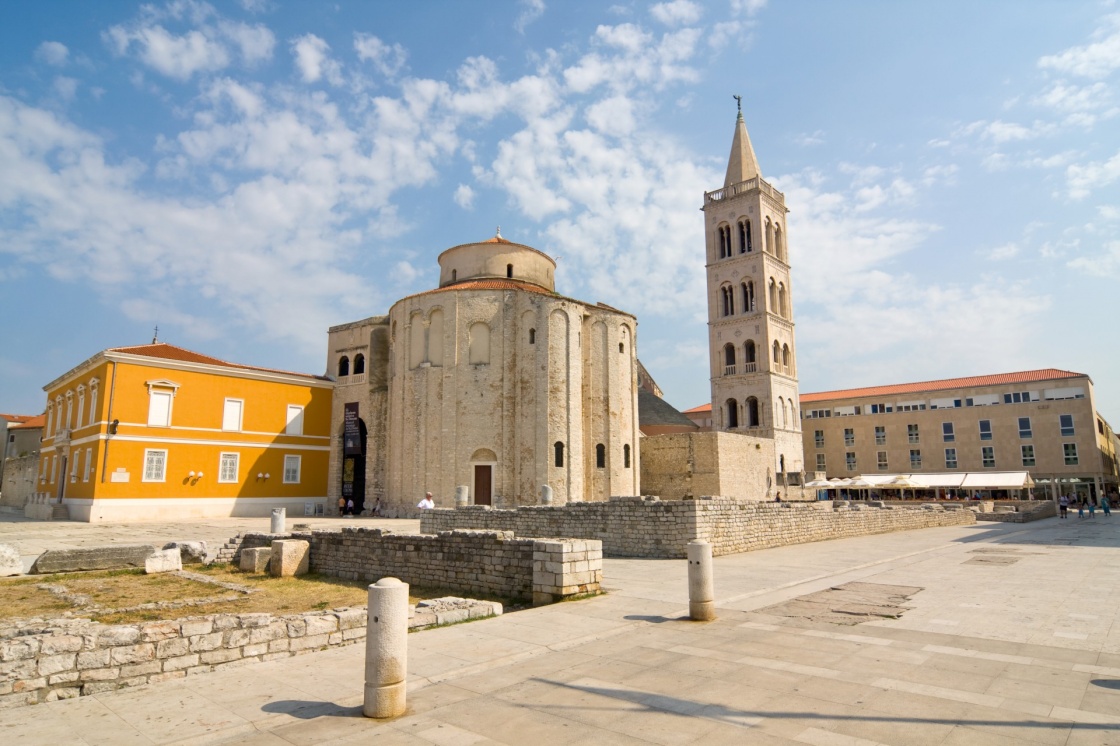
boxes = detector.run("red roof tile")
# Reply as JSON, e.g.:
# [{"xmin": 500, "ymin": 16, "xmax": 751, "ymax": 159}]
[
  {"xmin": 800, "ymin": 368, "xmax": 1086, "ymax": 403},
  {"xmin": 108, "ymin": 343, "xmax": 329, "ymax": 381},
  {"xmin": 682, "ymin": 403, "xmax": 712, "ymax": 414},
  {"xmin": 1, "ymin": 413, "xmax": 39, "ymax": 425},
  {"xmin": 8, "ymin": 414, "xmax": 45, "ymax": 429}
]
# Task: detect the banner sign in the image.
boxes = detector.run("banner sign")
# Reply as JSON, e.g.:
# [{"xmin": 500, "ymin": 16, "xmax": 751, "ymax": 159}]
[{"xmin": 343, "ymin": 402, "xmax": 361, "ymax": 456}]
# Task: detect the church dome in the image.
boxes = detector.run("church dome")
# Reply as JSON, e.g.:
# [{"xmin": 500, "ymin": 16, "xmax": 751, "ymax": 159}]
[{"xmin": 437, "ymin": 232, "xmax": 556, "ymax": 291}]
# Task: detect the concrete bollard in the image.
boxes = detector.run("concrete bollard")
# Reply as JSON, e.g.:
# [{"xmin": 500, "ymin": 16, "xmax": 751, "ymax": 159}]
[
  {"xmin": 687, "ymin": 540, "xmax": 715, "ymax": 621},
  {"xmin": 364, "ymin": 577, "xmax": 409, "ymax": 718},
  {"xmin": 270, "ymin": 507, "xmax": 286, "ymax": 534},
  {"xmin": 455, "ymin": 485, "xmax": 469, "ymax": 508},
  {"xmin": 540, "ymin": 485, "xmax": 553, "ymax": 506}
]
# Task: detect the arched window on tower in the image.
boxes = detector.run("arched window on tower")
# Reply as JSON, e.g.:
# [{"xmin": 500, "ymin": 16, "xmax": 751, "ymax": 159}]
[
  {"xmin": 529, "ymin": 328, "xmax": 536, "ymax": 344},
  {"xmin": 768, "ymin": 278, "xmax": 778, "ymax": 314},
  {"xmin": 624, "ymin": 444, "xmax": 631, "ymax": 468},
  {"xmin": 554, "ymin": 441, "xmax": 564, "ymax": 467},
  {"xmin": 775, "ymin": 225, "xmax": 784, "ymax": 262},
  {"xmin": 739, "ymin": 219, "xmax": 752, "ymax": 253},
  {"xmin": 782, "ymin": 344, "xmax": 792, "ymax": 374},
  {"xmin": 746, "ymin": 397, "xmax": 760, "ymax": 427},
  {"xmin": 744, "ymin": 340, "xmax": 756, "ymax": 372},
  {"xmin": 595, "ymin": 443, "xmax": 606, "ymax": 468},
  {"xmin": 778, "ymin": 396, "xmax": 787, "ymax": 429},
  {"xmin": 353, "ymin": 354, "xmax": 365, "ymax": 375},
  {"xmin": 726, "ymin": 399, "xmax": 739, "ymax": 429},
  {"xmin": 717, "ymin": 224, "xmax": 728, "ymax": 259},
  {"xmin": 338, "ymin": 356, "xmax": 350, "ymax": 377},
  {"xmin": 742, "ymin": 280, "xmax": 755, "ymax": 312},
  {"xmin": 469, "ymin": 322, "xmax": 490, "ymax": 365},
  {"xmin": 773, "ymin": 341, "xmax": 781, "ymax": 365},
  {"xmin": 723, "ymin": 343, "xmax": 736, "ymax": 375},
  {"xmin": 721, "ymin": 285, "xmax": 734, "ymax": 317},
  {"xmin": 764, "ymin": 217, "xmax": 773, "ymax": 253},
  {"xmin": 778, "ymin": 282, "xmax": 788, "ymax": 318}
]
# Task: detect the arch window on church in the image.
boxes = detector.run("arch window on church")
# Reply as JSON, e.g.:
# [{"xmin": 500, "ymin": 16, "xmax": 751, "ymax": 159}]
[
  {"xmin": 720, "ymin": 285, "xmax": 734, "ymax": 317},
  {"xmin": 775, "ymin": 225, "xmax": 784, "ymax": 262},
  {"xmin": 554, "ymin": 441, "xmax": 564, "ymax": 467},
  {"xmin": 717, "ymin": 224, "xmax": 732, "ymax": 259},
  {"xmin": 723, "ymin": 343, "xmax": 736, "ymax": 375},
  {"xmin": 746, "ymin": 397, "xmax": 760, "ymax": 427},
  {"xmin": 529, "ymin": 328, "xmax": 536, "ymax": 344},
  {"xmin": 782, "ymin": 343, "xmax": 791, "ymax": 374},
  {"xmin": 469, "ymin": 322, "xmax": 490, "ymax": 365},
  {"xmin": 506, "ymin": 263, "xmax": 513, "ymax": 278},
  {"xmin": 624, "ymin": 444, "xmax": 631, "ymax": 468},
  {"xmin": 778, "ymin": 282, "xmax": 788, "ymax": 318},
  {"xmin": 596, "ymin": 443, "xmax": 606, "ymax": 468},
  {"xmin": 338, "ymin": 356, "xmax": 350, "ymax": 377},
  {"xmin": 765, "ymin": 217, "xmax": 775, "ymax": 254},
  {"xmin": 739, "ymin": 219, "xmax": 752, "ymax": 253},
  {"xmin": 353, "ymin": 354, "xmax": 365, "ymax": 375},
  {"xmin": 725, "ymin": 399, "xmax": 739, "ymax": 429},
  {"xmin": 742, "ymin": 280, "xmax": 755, "ymax": 312},
  {"xmin": 768, "ymin": 278, "xmax": 778, "ymax": 314},
  {"xmin": 744, "ymin": 340, "xmax": 757, "ymax": 372},
  {"xmin": 428, "ymin": 309, "xmax": 445, "ymax": 366}
]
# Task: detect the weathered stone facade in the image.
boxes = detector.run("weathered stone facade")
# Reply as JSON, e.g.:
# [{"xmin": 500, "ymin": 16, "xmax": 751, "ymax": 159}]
[
  {"xmin": 421, "ymin": 496, "xmax": 975, "ymax": 558},
  {"xmin": 327, "ymin": 235, "xmax": 641, "ymax": 516}
]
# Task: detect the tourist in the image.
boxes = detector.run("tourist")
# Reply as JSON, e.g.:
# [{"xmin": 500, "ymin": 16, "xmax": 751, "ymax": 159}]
[
  {"xmin": 1059, "ymin": 494, "xmax": 1069, "ymax": 519},
  {"xmin": 774, "ymin": 492, "xmax": 782, "ymax": 502},
  {"xmin": 1088, "ymin": 499, "xmax": 1096, "ymax": 519},
  {"xmin": 1101, "ymin": 495, "xmax": 1112, "ymax": 517},
  {"xmin": 338, "ymin": 495, "xmax": 346, "ymax": 517},
  {"xmin": 346, "ymin": 498, "xmax": 355, "ymax": 516},
  {"xmin": 417, "ymin": 492, "xmax": 435, "ymax": 510},
  {"xmin": 1077, "ymin": 497, "xmax": 1085, "ymax": 519},
  {"xmin": 373, "ymin": 497, "xmax": 383, "ymax": 517}
]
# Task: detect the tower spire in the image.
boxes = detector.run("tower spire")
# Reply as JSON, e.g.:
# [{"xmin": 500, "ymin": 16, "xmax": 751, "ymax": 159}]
[{"xmin": 724, "ymin": 97, "xmax": 761, "ymax": 186}]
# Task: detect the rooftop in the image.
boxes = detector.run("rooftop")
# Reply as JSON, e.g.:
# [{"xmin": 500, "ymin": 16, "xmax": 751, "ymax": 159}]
[
  {"xmin": 800, "ymin": 368, "xmax": 1087, "ymax": 404},
  {"xmin": 108, "ymin": 343, "xmax": 330, "ymax": 382}
]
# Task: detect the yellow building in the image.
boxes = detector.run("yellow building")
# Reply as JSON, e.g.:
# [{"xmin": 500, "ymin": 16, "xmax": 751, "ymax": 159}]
[{"xmin": 38, "ymin": 342, "xmax": 333, "ymax": 523}]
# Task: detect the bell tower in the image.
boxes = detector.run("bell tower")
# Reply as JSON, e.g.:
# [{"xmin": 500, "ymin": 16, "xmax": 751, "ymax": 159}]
[{"xmin": 702, "ymin": 101, "xmax": 804, "ymax": 478}]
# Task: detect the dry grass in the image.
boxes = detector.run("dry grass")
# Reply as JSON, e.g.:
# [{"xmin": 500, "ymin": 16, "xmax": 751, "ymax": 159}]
[{"xmin": 0, "ymin": 564, "xmax": 454, "ymax": 625}]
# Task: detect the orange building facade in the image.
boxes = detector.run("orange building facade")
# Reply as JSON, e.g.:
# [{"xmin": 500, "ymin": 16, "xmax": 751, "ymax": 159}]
[{"xmin": 38, "ymin": 343, "xmax": 333, "ymax": 523}]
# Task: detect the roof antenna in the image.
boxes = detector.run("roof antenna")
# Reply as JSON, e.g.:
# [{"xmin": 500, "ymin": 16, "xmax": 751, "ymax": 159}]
[{"xmin": 152, "ymin": 325, "xmax": 159, "ymax": 344}]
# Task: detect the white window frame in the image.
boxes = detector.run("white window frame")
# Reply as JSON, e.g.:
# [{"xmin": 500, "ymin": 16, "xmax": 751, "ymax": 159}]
[
  {"xmin": 51, "ymin": 454, "xmax": 58, "ymax": 483},
  {"xmin": 876, "ymin": 451, "xmax": 888, "ymax": 471},
  {"xmin": 70, "ymin": 451, "xmax": 79, "ymax": 482},
  {"xmin": 223, "ymin": 398, "xmax": 244, "ymax": 432},
  {"xmin": 981, "ymin": 446, "xmax": 995, "ymax": 468},
  {"xmin": 148, "ymin": 390, "xmax": 174, "ymax": 427},
  {"xmin": 285, "ymin": 405, "xmax": 305, "ymax": 436},
  {"xmin": 46, "ymin": 404, "xmax": 54, "ymax": 439},
  {"xmin": 283, "ymin": 454, "xmax": 301, "ymax": 484},
  {"xmin": 76, "ymin": 386, "xmax": 86, "ymax": 429},
  {"xmin": 88, "ymin": 379, "xmax": 99, "ymax": 425},
  {"xmin": 1063, "ymin": 443, "xmax": 1078, "ymax": 466},
  {"xmin": 83, "ymin": 447, "xmax": 92, "ymax": 482},
  {"xmin": 945, "ymin": 448, "xmax": 958, "ymax": 469},
  {"xmin": 143, "ymin": 449, "xmax": 168, "ymax": 482},
  {"xmin": 218, "ymin": 452, "xmax": 239, "ymax": 483},
  {"xmin": 1059, "ymin": 414, "xmax": 1074, "ymax": 437},
  {"xmin": 874, "ymin": 426, "xmax": 886, "ymax": 445},
  {"xmin": 815, "ymin": 453, "xmax": 825, "ymax": 471},
  {"xmin": 910, "ymin": 449, "xmax": 922, "ymax": 469},
  {"xmin": 845, "ymin": 452, "xmax": 856, "ymax": 471},
  {"xmin": 1021, "ymin": 444, "xmax": 1035, "ymax": 467}
]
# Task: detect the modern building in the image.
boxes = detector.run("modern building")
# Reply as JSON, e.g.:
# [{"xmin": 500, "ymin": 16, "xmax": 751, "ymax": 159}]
[
  {"xmin": 326, "ymin": 233, "xmax": 641, "ymax": 515},
  {"xmin": 37, "ymin": 342, "xmax": 333, "ymax": 522},
  {"xmin": 800, "ymin": 369, "xmax": 1119, "ymax": 501}
]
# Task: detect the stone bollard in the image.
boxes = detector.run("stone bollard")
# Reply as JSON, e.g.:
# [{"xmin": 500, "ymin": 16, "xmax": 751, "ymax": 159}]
[
  {"xmin": 540, "ymin": 484, "xmax": 553, "ymax": 506},
  {"xmin": 271, "ymin": 507, "xmax": 286, "ymax": 534},
  {"xmin": 455, "ymin": 485, "xmax": 469, "ymax": 508},
  {"xmin": 687, "ymin": 540, "xmax": 716, "ymax": 621},
  {"xmin": 364, "ymin": 577, "xmax": 409, "ymax": 718}
]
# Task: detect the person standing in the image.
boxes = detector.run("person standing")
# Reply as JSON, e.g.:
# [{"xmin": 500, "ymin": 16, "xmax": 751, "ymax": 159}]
[
  {"xmin": 1059, "ymin": 494, "xmax": 1069, "ymax": 519},
  {"xmin": 338, "ymin": 495, "xmax": 346, "ymax": 517},
  {"xmin": 346, "ymin": 498, "xmax": 355, "ymax": 517},
  {"xmin": 417, "ymin": 492, "xmax": 435, "ymax": 510},
  {"xmin": 1101, "ymin": 494, "xmax": 1112, "ymax": 517},
  {"xmin": 1077, "ymin": 496, "xmax": 1085, "ymax": 519}
]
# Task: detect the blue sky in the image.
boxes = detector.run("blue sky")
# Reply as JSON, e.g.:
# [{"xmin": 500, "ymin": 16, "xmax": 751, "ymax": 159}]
[{"xmin": 2, "ymin": 1, "xmax": 1119, "ymax": 424}]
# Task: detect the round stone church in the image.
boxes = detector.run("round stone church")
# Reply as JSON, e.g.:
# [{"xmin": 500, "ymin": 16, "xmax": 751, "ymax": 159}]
[{"xmin": 327, "ymin": 233, "xmax": 641, "ymax": 515}]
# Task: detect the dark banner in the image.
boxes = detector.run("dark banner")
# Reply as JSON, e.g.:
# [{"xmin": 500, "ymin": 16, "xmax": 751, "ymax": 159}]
[{"xmin": 343, "ymin": 402, "xmax": 361, "ymax": 456}]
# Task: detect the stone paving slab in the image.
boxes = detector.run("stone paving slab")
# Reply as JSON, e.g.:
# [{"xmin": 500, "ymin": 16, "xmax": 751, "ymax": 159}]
[{"xmin": 0, "ymin": 517, "xmax": 1118, "ymax": 744}]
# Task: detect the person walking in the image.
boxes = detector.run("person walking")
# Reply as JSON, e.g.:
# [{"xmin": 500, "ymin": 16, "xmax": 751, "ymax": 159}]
[
  {"xmin": 1101, "ymin": 494, "xmax": 1112, "ymax": 517},
  {"xmin": 1077, "ymin": 497, "xmax": 1085, "ymax": 519},
  {"xmin": 1059, "ymin": 494, "xmax": 1069, "ymax": 519},
  {"xmin": 338, "ymin": 495, "xmax": 346, "ymax": 517},
  {"xmin": 1088, "ymin": 498, "xmax": 1096, "ymax": 519}
]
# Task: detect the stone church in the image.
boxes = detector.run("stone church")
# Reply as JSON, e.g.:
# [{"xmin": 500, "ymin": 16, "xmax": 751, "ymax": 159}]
[
  {"xmin": 326, "ymin": 234, "xmax": 642, "ymax": 515},
  {"xmin": 326, "ymin": 106, "xmax": 806, "ymax": 513}
]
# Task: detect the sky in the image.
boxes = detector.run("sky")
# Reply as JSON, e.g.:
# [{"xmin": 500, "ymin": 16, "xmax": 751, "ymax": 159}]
[{"xmin": 1, "ymin": 1, "xmax": 1118, "ymax": 425}]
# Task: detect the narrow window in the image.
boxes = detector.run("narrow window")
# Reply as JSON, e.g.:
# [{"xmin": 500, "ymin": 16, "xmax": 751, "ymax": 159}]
[
  {"xmin": 353, "ymin": 354, "xmax": 365, "ymax": 375},
  {"xmin": 738, "ymin": 221, "xmax": 746, "ymax": 253},
  {"xmin": 1021, "ymin": 445, "xmax": 1036, "ymax": 467},
  {"xmin": 338, "ymin": 356, "xmax": 350, "ymax": 377},
  {"xmin": 619, "ymin": 342, "xmax": 624, "ymax": 353},
  {"xmin": 469, "ymin": 322, "xmax": 491, "ymax": 365},
  {"xmin": 148, "ymin": 390, "xmax": 173, "ymax": 427},
  {"xmin": 143, "ymin": 449, "xmax": 167, "ymax": 482},
  {"xmin": 908, "ymin": 424, "xmax": 919, "ymax": 444},
  {"xmin": 746, "ymin": 397, "xmax": 759, "ymax": 427},
  {"xmin": 877, "ymin": 451, "xmax": 888, "ymax": 471},
  {"xmin": 844, "ymin": 428, "xmax": 854, "ymax": 446},
  {"xmin": 726, "ymin": 399, "xmax": 739, "ymax": 429},
  {"xmin": 451, "ymin": 269, "xmax": 457, "ymax": 282},
  {"xmin": 595, "ymin": 443, "xmax": 606, "ymax": 468},
  {"xmin": 219, "ymin": 453, "xmax": 239, "ymax": 483},
  {"xmin": 978, "ymin": 420, "xmax": 992, "ymax": 441},
  {"xmin": 845, "ymin": 452, "xmax": 856, "ymax": 471},
  {"xmin": 286, "ymin": 405, "xmax": 304, "ymax": 436},
  {"xmin": 723, "ymin": 343, "xmax": 736, "ymax": 375},
  {"xmin": 942, "ymin": 422, "xmax": 954, "ymax": 442},
  {"xmin": 506, "ymin": 263, "xmax": 513, "ymax": 278},
  {"xmin": 529, "ymin": 328, "xmax": 536, "ymax": 344},
  {"xmin": 814, "ymin": 430, "xmax": 824, "ymax": 448},
  {"xmin": 1018, "ymin": 417, "xmax": 1031, "ymax": 438},
  {"xmin": 815, "ymin": 453, "xmax": 826, "ymax": 470},
  {"xmin": 945, "ymin": 448, "xmax": 958, "ymax": 469},
  {"xmin": 910, "ymin": 449, "xmax": 922, "ymax": 469},
  {"xmin": 981, "ymin": 446, "xmax": 995, "ymax": 468},
  {"xmin": 624, "ymin": 444, "xmax": 631, "ymax": 468},
  {"xmin": 744, "ymin": 340, "xmax": 756, "ymax": 367},
  {"xmin": 76, "ymin": 389, "xmax": 85, "ymax": 429},
  {"xmin": 223, "ymin": 399, "xmax": 243, "ymax": 432},
  {"xmin": 283, "ymin": 455, "xmax": 302, "ymax": 483},
  {"xmin": 554, "ymin": 441, "xmax": 564, "ymax": 467},
  {"xmin": 83, "ymin": 447, "xmax": 92, "ymax": 482},
  {"xmin": 1059, "ymin": 414, "xmax": 1074, "ymax": 437},
  {"xmin": 1063, "ymin": 443, "xmax": 1078, "ymax": 465},
  {"xmin": 875, "ymin": 426, "xmax": 886, "ymax": 445}
]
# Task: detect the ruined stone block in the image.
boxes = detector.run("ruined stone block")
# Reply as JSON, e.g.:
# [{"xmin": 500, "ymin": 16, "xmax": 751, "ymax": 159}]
[
  {"xmin": 239, "ymin": 547, "xmax": 271, "ymax": 573},
  {"xmin": 269, "ymin": 540, "xmax": 309, "ymax": 577},
  {"xmin": 0, "ymin": 544, "xmax": 21, "ymax": 577}
]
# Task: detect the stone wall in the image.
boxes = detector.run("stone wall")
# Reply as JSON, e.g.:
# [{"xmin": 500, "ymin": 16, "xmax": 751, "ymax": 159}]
[
  {"xmin": 420, "ymin": 495, "xmax": 976, "ymax": 558},
  {"xmin": 0, "ymin": 454, "xmax": 38, "ymax": 509},
  {"xmin": 220, "ymin": 527, "xmax": 602, "ymax": 604}
]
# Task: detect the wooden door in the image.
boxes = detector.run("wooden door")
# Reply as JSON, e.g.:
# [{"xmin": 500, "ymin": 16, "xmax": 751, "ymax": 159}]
[{"xmin": 474, "ymin": 465, "xmax": 492, "ymax": 506}]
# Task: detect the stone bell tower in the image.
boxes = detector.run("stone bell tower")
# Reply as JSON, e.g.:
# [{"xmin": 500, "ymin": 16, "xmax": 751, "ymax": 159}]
[{"xmin": 702, "ymin": 101, "xmax": 804, "ymax": 479}]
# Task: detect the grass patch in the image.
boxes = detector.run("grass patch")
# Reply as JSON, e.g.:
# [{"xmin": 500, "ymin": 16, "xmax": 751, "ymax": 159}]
[{"xmin": 0, "ymin": 564, "xmax": 525, "ymax": 625}]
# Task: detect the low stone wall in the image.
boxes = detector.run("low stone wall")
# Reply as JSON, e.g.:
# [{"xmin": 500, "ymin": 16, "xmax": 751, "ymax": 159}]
[
  {"xmin": 975, "ymin": 501, "xmax": 1057, "ymax": 523},
  {"xmin": 421, "ymin": 496, "xmax": 976, "ymax": 558},
  {"xmin": 225, "ymin": 528, "xmax": 601, "ymax": 604},
  {"xmin": 0, "ymin": 597, "xmax": 501, "ymax": 709}
]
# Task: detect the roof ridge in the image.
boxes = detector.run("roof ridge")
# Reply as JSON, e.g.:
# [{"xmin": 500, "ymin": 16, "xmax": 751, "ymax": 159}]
[{"xmin": 800, "ymin": 368, "xmax": 1086, "ymax": 403}]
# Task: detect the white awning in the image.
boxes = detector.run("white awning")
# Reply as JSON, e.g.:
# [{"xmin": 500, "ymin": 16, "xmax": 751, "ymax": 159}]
[
  {"xmin": 960, "ymin": 471, "xmax": 1034, "ymax": 489},
  {"xmin": 842, "ymin": 472, "xmax": 1033, "ymax": 489}
]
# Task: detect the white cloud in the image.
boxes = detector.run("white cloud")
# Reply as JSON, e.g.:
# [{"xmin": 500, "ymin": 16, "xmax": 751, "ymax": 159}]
[
  {"xmin": 34, "ymin": 41, "xmax": 69, "ymax": 67},
  {"xmin": 1032, "ymin": 81, "xmax": 1111, "ymax": 112},
  {"xmin": 651, "ymin": 1, "xmax": 702, "ymax": 27},
  {"xmin": 585, "ymin": 94, "xmax": 636, "ymax": 136},
  {"xmin": 453, "ymin": 184, "xmax": 475, "ymax": 209},
  {"xmin": 354, "ymin": 33, "xmax": 407, "ymax": 79},
  {"xmin": 563, "ymin": 24, "xmax": 701, "ymax": 94},
  {"xmin": 515, "ymin": 0, "xmax": 546, "ymax": 33},
  {"xmin": 794, "ymin": 130, "xmax": 824, "ymax": 147},
  {"xmin": 959, "ymin": 118, "xmax": 1052, "ymax": 144},
  {"xmin": 52, "ymin": 76, "xmax": 79, "ymax": 100},
  {"xmin": 103, "ymin": 2, "xmax": 275, "ymax": 81},
  {"xmin": 985, "ymin": 243, "xmax": 1020, "ymax": 261},
  {"xmin": 1038, "ymin": 13, "xmax": 1120, "ymax": 79},
  {"xmin": 1066, "ymin": 149, "xmax": 1120, "ymax": 199},
  {"xmin": 291, "ymin": 34, "xmax": 342, "ymax": 85},
  {"xmin": 1067, "ymin": 240, "xmax": 1120, "ymax": 277},
  {"xmin": 921, "ymin": 164, "xmax": 958, "ymax": 186}
]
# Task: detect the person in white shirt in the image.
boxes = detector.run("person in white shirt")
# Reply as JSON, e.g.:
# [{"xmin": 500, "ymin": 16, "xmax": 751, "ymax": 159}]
[{"xmin": 417, "ymin": 492, "xmax": 435, "ymax": 510}]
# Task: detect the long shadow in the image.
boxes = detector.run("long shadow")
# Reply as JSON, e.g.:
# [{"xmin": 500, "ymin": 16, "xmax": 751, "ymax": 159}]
[
  {"xmin": 260, "ymin": 700, "xmax": 363, "ymax": 719},
  {"xmin": 534, "ymin": 678, "xmax": 1116, "ymax": 731},
  {"xmin": 953, "ymin": 515, "xmax": 1120, "ymax": 549}
]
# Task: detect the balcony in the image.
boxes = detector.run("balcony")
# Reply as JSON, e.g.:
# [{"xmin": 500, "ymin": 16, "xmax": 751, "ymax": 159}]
[
  {"xmin": 723, "ymin": 365, "xmax": 737, "ymax": 376},
  {"xmin": 743, "ymin": 362, "xmax": 757, "ymax": 374}
]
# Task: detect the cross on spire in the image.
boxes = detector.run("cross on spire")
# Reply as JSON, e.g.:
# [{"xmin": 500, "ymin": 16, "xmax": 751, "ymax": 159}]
[
  {"xmin": 733, "ymin": 94, "xmax": 742, "ymax": 114},
  {"xmin": 152, "ymin": 325, "xmax": 159, "ymax": 344}
]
